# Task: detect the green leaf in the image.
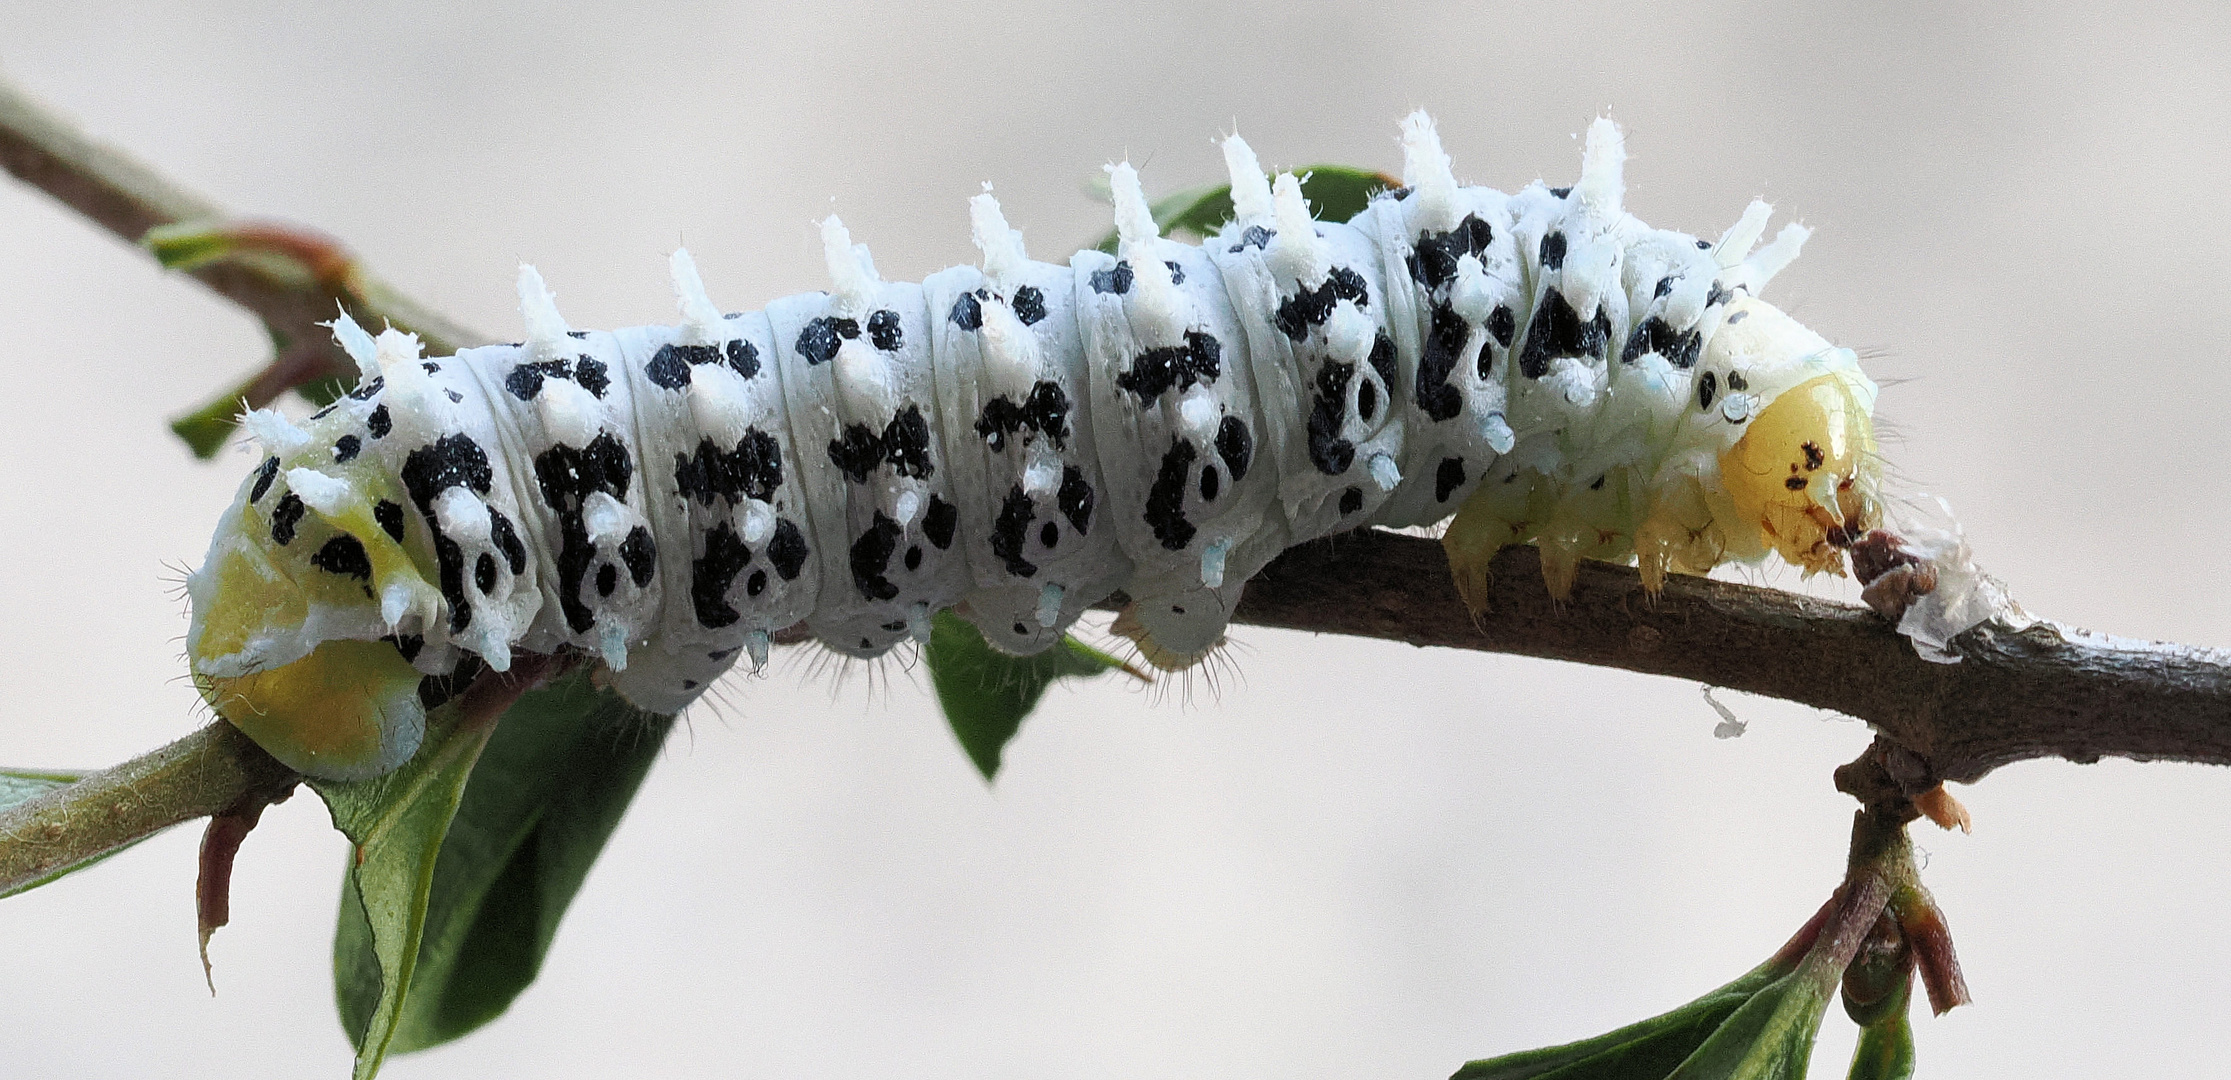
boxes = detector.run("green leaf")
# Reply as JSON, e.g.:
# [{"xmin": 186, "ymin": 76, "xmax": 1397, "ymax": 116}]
[
  {"xmin": 1455, "ymin": 887, "xmax": 1889, "ymax": 1080},
  {"xmin": 1451, "ymin": 957, "xmax": 1792, "ymax": 1080},
  {"xmin": 367, "ymin": 672, "xmax": 671, "ymax": 1053},
  {"xmin": 165, "ymin": 325, "xmax": 351, "ymax": 458},
  {"xmin": 1091, "ymin": 165, "xmax": 1396, "ymax": 252},
  {"xmin": 924, "ymin": 611, "xmax": 1129, "ymax": 781},
  {"xmin": 1286, "ymin": 166, "xmax": 1395, "ymax": 229},
  {"xmin": 141, "ymin": 221, "xmax": 327, "ymax": 289},
  {"xmin": 1660, "ymin": 965, "xmax": 1836, "ymax": 1080},
  {"xmin": 313, "ymin": 684, "xmax": 510, "ymax": 1080},
  {"xmin": 1656, "ymin": 891, "xmax": 1889, "ymax": 1080},
  {"xmin": 295, "ymin": 374, "xmax": 351, "ymax": 408},
  {"xmin": 0, "ymin": 767, "xmax": 84, "ymax": 808},
  {"xmin": 1453, "ymin": 957, "xmax": 1838, "ymax": 1080},
  {"xmin": 169, "ymin": 404, "xmax": 239, "ymax": 458},
  {"xmin": 142, "ymin": 221, "xmax": 247, "ymax": 271}
]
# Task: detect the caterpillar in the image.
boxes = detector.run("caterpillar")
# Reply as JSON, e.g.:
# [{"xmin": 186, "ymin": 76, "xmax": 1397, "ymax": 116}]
[{"xmin": 184, "ymin": 113, "xmax": 1882, "ymax": 780}]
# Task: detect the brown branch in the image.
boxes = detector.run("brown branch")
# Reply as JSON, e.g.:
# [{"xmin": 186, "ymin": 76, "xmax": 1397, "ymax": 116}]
[
  {"xmin": 14, "ymin": 530, "xmax": 2205, "ymax": 898},
  {"xmin": 0, "ymin": 75, "xmax": 481, "ymax": 351},
  {"xmin": 1239, "ymin": 532, "xmax": 2231, "ymax": 785},
  {"xmin": 0, "ymin": 722, "xmax": 296, "ymax": 896}
]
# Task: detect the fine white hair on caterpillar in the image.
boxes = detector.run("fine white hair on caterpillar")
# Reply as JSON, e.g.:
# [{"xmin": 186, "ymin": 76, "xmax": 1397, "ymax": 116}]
[{"xmin": 181, "ymin": 112, "xmax": 1886, "ymax": 780}]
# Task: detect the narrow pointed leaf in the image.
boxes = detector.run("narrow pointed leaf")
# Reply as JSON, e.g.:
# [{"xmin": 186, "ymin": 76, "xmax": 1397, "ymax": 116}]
[
  {"xmin": 0, "ymin": 768, "xmax": 85, "ymax": 809},
  {"xmin": 1661, "ymin": 877, "xmax": 1894, "ymax": 1080},
  {"xmin": 1660, "ymin": 968, "xmax": 1832, "ymax": 1080},
  {"xmin": 382, "ymin": 671, "xmax": 671, "ymax": 1052},
  {"xmin": 925, "ymin": 611, "xmax": 1128, "ymax": 781},
  {"xmin": 170, "ymin": 390, "xmax": 248, "ymax": 458},
  {"xmin": 315, "ymin": 674, "xmax": 521, "ymax": 1080},
  {"xmin": 1456, "ymin": 890, "xmax": 1875, "ymax": 1080},
  {"xmin": 142, "ymin": 221, "xmax": 250, "ymax": 271},
  {"xmin": 1451, "ymin": 958, "xmax": 1792, "ymax": 1080}
]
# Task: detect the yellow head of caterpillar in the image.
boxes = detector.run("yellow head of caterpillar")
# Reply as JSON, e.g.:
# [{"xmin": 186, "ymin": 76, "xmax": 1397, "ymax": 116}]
[
  {"xmin": 1454, "ymin": 292, "xmax": 1883, "ymax": 600},
  {"xmin": 193, "ymin": 639, "xmax": 427, "ymax": 780},
  {"xmin": 1717, "ymin": 370, "xmax": 1882, "ymax": 576},
  {"xmin": 184, "ymin": 435, "xmax": 443, "ymax": 779}
]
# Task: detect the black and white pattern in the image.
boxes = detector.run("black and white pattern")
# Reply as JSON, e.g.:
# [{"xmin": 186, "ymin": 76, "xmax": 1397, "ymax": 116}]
[{"xmin": 187, "ymin": 112, "xmax": 1874, "ymax": 732}]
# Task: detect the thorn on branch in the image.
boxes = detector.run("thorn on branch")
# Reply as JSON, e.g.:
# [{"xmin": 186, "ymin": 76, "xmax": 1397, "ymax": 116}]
[{"xmin": 195, "ymin": 781, "xmax": 296, "ymax": 994}]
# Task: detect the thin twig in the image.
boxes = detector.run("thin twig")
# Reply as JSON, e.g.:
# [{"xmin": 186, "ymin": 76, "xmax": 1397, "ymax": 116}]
[
  {"xmin": 0, "ymin": 74, "xmax": 480, "ymax": 351},
  {"xmin": 0, "ymin": 723, "xmax": 296, "ymax": 896},
  {"xmin": 19, "ymin": 534, "xmax": 2217, "ymax": 897},
  {"xmin": 1239, "ymin": 535, "xmax": 2231, "ymax": 785},
  {"xmin": 0, "ymin": 72, "xmax": 486, "ymax": 448}
]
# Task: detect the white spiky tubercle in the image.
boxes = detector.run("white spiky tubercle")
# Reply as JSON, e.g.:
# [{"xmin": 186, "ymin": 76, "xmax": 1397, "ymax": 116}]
[{"xmin": 189, "ymin": 114, "xmax": 1884, "ymax": 775}]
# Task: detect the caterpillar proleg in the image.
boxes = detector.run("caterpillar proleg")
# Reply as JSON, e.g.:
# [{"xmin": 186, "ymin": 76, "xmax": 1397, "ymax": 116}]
[{"xmin": 183, "ymin": 113, "xmax": 1882, "ymax": 779}]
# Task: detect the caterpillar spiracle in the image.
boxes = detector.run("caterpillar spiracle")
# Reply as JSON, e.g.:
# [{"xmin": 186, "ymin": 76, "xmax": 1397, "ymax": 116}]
[{"xmin": 184, "ymin": 113, "xmax": 1882, "ymax": 780}]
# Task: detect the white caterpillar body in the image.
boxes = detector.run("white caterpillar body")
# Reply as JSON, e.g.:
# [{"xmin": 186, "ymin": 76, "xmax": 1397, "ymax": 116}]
[{"xmin": 185, "ymin": 113, "xmax": 1876, "ymax": 779}]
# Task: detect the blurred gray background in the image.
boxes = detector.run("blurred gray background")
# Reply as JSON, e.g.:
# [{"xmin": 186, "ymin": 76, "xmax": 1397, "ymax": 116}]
[{"xmin": 3, "ymin": 2, "xmax": 2228, "ymax": 1076}]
